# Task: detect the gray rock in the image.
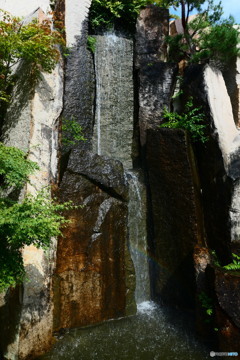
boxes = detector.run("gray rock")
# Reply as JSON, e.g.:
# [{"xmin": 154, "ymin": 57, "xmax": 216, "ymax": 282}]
[
  {"xmin": 62, "ymin": 19, "xmax": 95, "ymax": 153},
  {"xmin": 138, "ymin": 61, "xmax": 178, "ymax": 145},
  {"xmin": 67, "ymin": 149, "xmax": 128, "ymax": 201},
  {"xmin": 135, "ymin": 5, "xmax": 169, "ymax": 68},
  {"xmin": 92, "ymin": 34, "xmax": 134, "ymax": 169}
]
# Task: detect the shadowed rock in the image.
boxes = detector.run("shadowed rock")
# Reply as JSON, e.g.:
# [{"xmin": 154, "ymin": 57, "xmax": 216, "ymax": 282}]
[{"xmin": 146, "ymin": 128, "xmax": 203, "ymax": 307}]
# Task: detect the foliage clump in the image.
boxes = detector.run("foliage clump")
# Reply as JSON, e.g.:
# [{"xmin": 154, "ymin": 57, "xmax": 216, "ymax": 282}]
[
  {"xmin": 165, "ymin": 0, "xmax": 240, "ymax": 65},
  {"xmin": 62, "ymin": 116, "xmax": 86, "ymax": 148},
  {"xmin": 0, "ymin": 9, "xmax": 65, "ymax": 104},
  {"xmin": 0, "ymin": 142, "xmax": 39, "ymax": 190},
  {"xmin": 87, "ymin": 36, "xmax": 97, "ymax": 53},
  {"xmin": 0, "ymin": 143, "xmax": 74, "ymax": 292},
  {"xmin": 160, "ymin": 97, "xmax": 208, "ymax": 143},
  {"xmin": 223, "ymin": 253, "xmax": 240, "ymax": 271},
  {"xmin": 89, "ymin": 0, "xmax": 167, "ymax": 33}
]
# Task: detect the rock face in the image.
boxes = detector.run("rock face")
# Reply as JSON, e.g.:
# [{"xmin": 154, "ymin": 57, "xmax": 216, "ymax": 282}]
[
  {"xmin": 203, "ymin": 66, "xmax": 240, "ymax": 249},
  {"xmin": 135, "ymin": 7, "xmax": 177, "ymax": 146},
  {"xmin": 135, "ymin": 7, "xmax": 202, "ymax": 308},
  {"xmin": 204, "ymin": 66, "xmax": 240, "ymax": 179},
  {"xmin": 55, "ymin": 31, "xmax": 136, "ymax": 328},
  {"xmin": 184, "ymin": 64, "xmax": 240, "ymax": 262},
  {"xmin": 54, "ymin": 150, "xmax": 130, "ymax": 329},
  {"xmin": 183, "ymin": 63, "xmax": 240, "ymax": 347},
  {"xmin": 92, "ymin": 35, "xmax": 134, "ymax": 169},
  {"xmin": 1, "ymin": 41, "xmax": 63, "ymax": 360},
  {"xmin": 62, "ymin": 19, "xmax": 95, "ymax": 155},
  {"xmin": 65, "ymin": 0, "xmax": 92, "ymax": 47},
  {"xmin": 146, "ymin": 128, "xmax": 203, "ymax": 306},
  {"xmin": 135, "ymin": 5, "xmax": 169, "ymax": 67},
  {"xmin": 137, "ymin": 61, "xmax": 178, "ymax": 146}
]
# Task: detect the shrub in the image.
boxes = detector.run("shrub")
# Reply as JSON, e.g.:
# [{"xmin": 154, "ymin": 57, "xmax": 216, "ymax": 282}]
[
  {"xmin": 0, "ymin": 9, "xmax": 65, "ymax": 105},
  {"xmin": 160, "ymin": 97, "xmax": 208, "ymax": 143},
  {"xmin": 89, "ymin": 0, "xmax": 167, "ymax": 33},
  {"xmin": 61, "ymin": 116, "xmax": 86, "ymax": 148},
  {"xmin": 0, "ymin": 143, "xmax": 75, "ymax": 291}
]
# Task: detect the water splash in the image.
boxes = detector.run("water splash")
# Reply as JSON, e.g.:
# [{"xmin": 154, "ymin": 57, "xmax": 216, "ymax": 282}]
[{"xmin": 137, "ymin": 300, "xmax": 157, "ymax": 315}]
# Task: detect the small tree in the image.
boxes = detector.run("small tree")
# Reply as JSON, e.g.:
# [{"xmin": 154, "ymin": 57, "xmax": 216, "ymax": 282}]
[
  {"xmin": 165, "ymin": 0, "xmax": 240, "ymax": 65},
  {"xmin": 0, "ymin": 9, "xmax": 65, "ymax": 104},
  {"xmin": 0, "ymin": 143, "xmax": 75, "ymax": 291}
]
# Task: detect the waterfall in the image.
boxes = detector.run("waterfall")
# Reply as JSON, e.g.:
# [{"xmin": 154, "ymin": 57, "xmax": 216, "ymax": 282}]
[
  {"xmin": 127, "ymin": 170, "xmax": 150, "ymax": 305},
  {"xmin": 93, "ymin": 33, "xmax": 134, "ymax": 169},
  {"xmin": 93, "ymin": 32, "xmax": 150, "ymax": 307}
]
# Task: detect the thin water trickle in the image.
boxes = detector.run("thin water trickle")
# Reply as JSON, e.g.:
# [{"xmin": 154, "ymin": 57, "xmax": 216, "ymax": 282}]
[
  {"xmin": 93, "ymin": 32, "xmax": 134, "ymax": 168},
  {"xmin": 38, "ymin": 32, "xmax": 211, "ymax": 360},
  {"xmin": 127, "ymin": 170, "xmax": 150, "ymax": 305}
]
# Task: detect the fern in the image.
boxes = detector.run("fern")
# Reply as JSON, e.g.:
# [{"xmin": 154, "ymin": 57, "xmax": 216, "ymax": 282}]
[{"xmin": 223, "ymin": 253, "xmax": 240, "ymax": 271}]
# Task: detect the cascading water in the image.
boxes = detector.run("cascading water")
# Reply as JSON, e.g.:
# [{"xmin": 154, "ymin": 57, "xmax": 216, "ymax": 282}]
[
  {"xmin": 93, "ymin": 33, "xmax": 134, "ymax": 169},
  {"xmin": 38, "ymin": 32, "xmax": 211, "ymax": 360},
  {"xmin": 127, "ymin": 170, "xmax": 150, "ymax": 305}
]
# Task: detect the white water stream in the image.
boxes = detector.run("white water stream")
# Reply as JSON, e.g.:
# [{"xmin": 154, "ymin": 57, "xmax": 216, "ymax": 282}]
[{"xmin": 127, "ymin": 170, "xmax": 151, "ymax": 306}]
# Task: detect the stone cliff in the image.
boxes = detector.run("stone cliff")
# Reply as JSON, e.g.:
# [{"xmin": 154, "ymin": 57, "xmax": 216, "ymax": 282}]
[{"xmin": 1, "ymin": 1, "xmax": 240, "ymax": 358}]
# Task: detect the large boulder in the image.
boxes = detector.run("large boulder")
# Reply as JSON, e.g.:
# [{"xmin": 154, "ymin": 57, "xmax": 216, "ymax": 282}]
[
  {"xmin": 54, "ymin": 150, "xmax": 135, "ymax": 329},
  {"xmin": 146, "ymin": 128, "xmax": 203, "ymax": 307}
]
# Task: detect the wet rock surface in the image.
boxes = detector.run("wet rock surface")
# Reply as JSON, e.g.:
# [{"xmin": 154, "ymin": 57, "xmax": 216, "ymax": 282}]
[
  {"xmin": 137, "ymin": 61, "xmax": 177, "ymax": 146},
  {"xmin": 67, "ymin": 150, "xmax": 128, "ymax": 201},
  {"xmin": 62, "ymin": 20, "xmax": 95, "ymax": 154},
  {"xmin": 92, "ymin": 35, "xmax": 134, "ymax": 169},
  {"xmin": 214, "ymin": 268, "xmax": 240, "ymax": 329},
  {"xmin": 135, "ymin": 6, "xmax": 177, "ymax": 146},
  {"xmin": 54, "ymin": 166, "xmax": 128, "ymax": 329},
  {"xmin": 146, "ymin": 128, "xmax": 203, "ymax": 307}
]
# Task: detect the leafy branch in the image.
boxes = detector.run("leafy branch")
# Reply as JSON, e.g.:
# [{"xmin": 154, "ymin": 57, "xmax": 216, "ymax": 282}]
[
  {"xmin": 62, "ymin": 116, "xmax": 86, "ymax": 148},
  {"xmin": 0, "ymin": 9, "xmax": 65, "ymax": 105},
  {"xmin": 0, "ymin": 143, "xmax": 77, "ymax": 291},
  {"xmin": 160, "ymin": 97, "xmax": 208, "ymax": 143},
  {"xmin": 223, "ymin": 253, "xmax": 240, "ymax": 271}
]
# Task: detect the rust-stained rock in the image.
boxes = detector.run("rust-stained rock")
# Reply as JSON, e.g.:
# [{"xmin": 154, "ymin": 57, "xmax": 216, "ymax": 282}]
[
  {"xmin": 146, "ymin": 128, "xmax": 204, "ymax": 307},
  {"xmin": 194, "ymin": 245, "xmax": 211, "ymax": 291},
  {"xmin": 215, "ymin": 306, "xmax": 240, "ymax": 354},
  {"xmin": 54, "ymin": 151, "xmax": 132, "ymax": 330},
  {"xmin": 206, "ymin": 266, "xmax": 240, "ymax": 353},
  {"xmin": 214, "ymin": 268, "xmax": 240, "ymax": 329}
]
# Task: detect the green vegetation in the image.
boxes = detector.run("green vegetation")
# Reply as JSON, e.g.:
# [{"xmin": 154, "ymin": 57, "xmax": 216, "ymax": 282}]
[
  {"xmin": 198, "ymin": 291, "xmax": 213, "ymax": 322},
  {"xmin": 165, "ymin": 0, "xmax": 240, "ymax": 65},
  {"xmin": 62, "ymin": 116, "xmax": 86, "ymax": 148},
  {"xmin": 89, "ymin": 0, "xmax": 167, "ymax": 32},
  {"xmin": 160, "ymin": 97, "xmax": 208, "ymax": 143},
  {"xmin": 87, "ymin": 36, "xmax": 97, "ymax": 53},
  {"xmin": 0, "ymin": 143, "xmax": 39, "ymax": 191},
  {"xmin": 0, "ymin": 9, "xmax": 65, "ymax": 105},
  {"xmin": 0, "ymin": 143, "xmax": 74, "ymax": 292},
  {"xmin": 223, "ymin": 253, "xmax": 240, "ymax": 271}
]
